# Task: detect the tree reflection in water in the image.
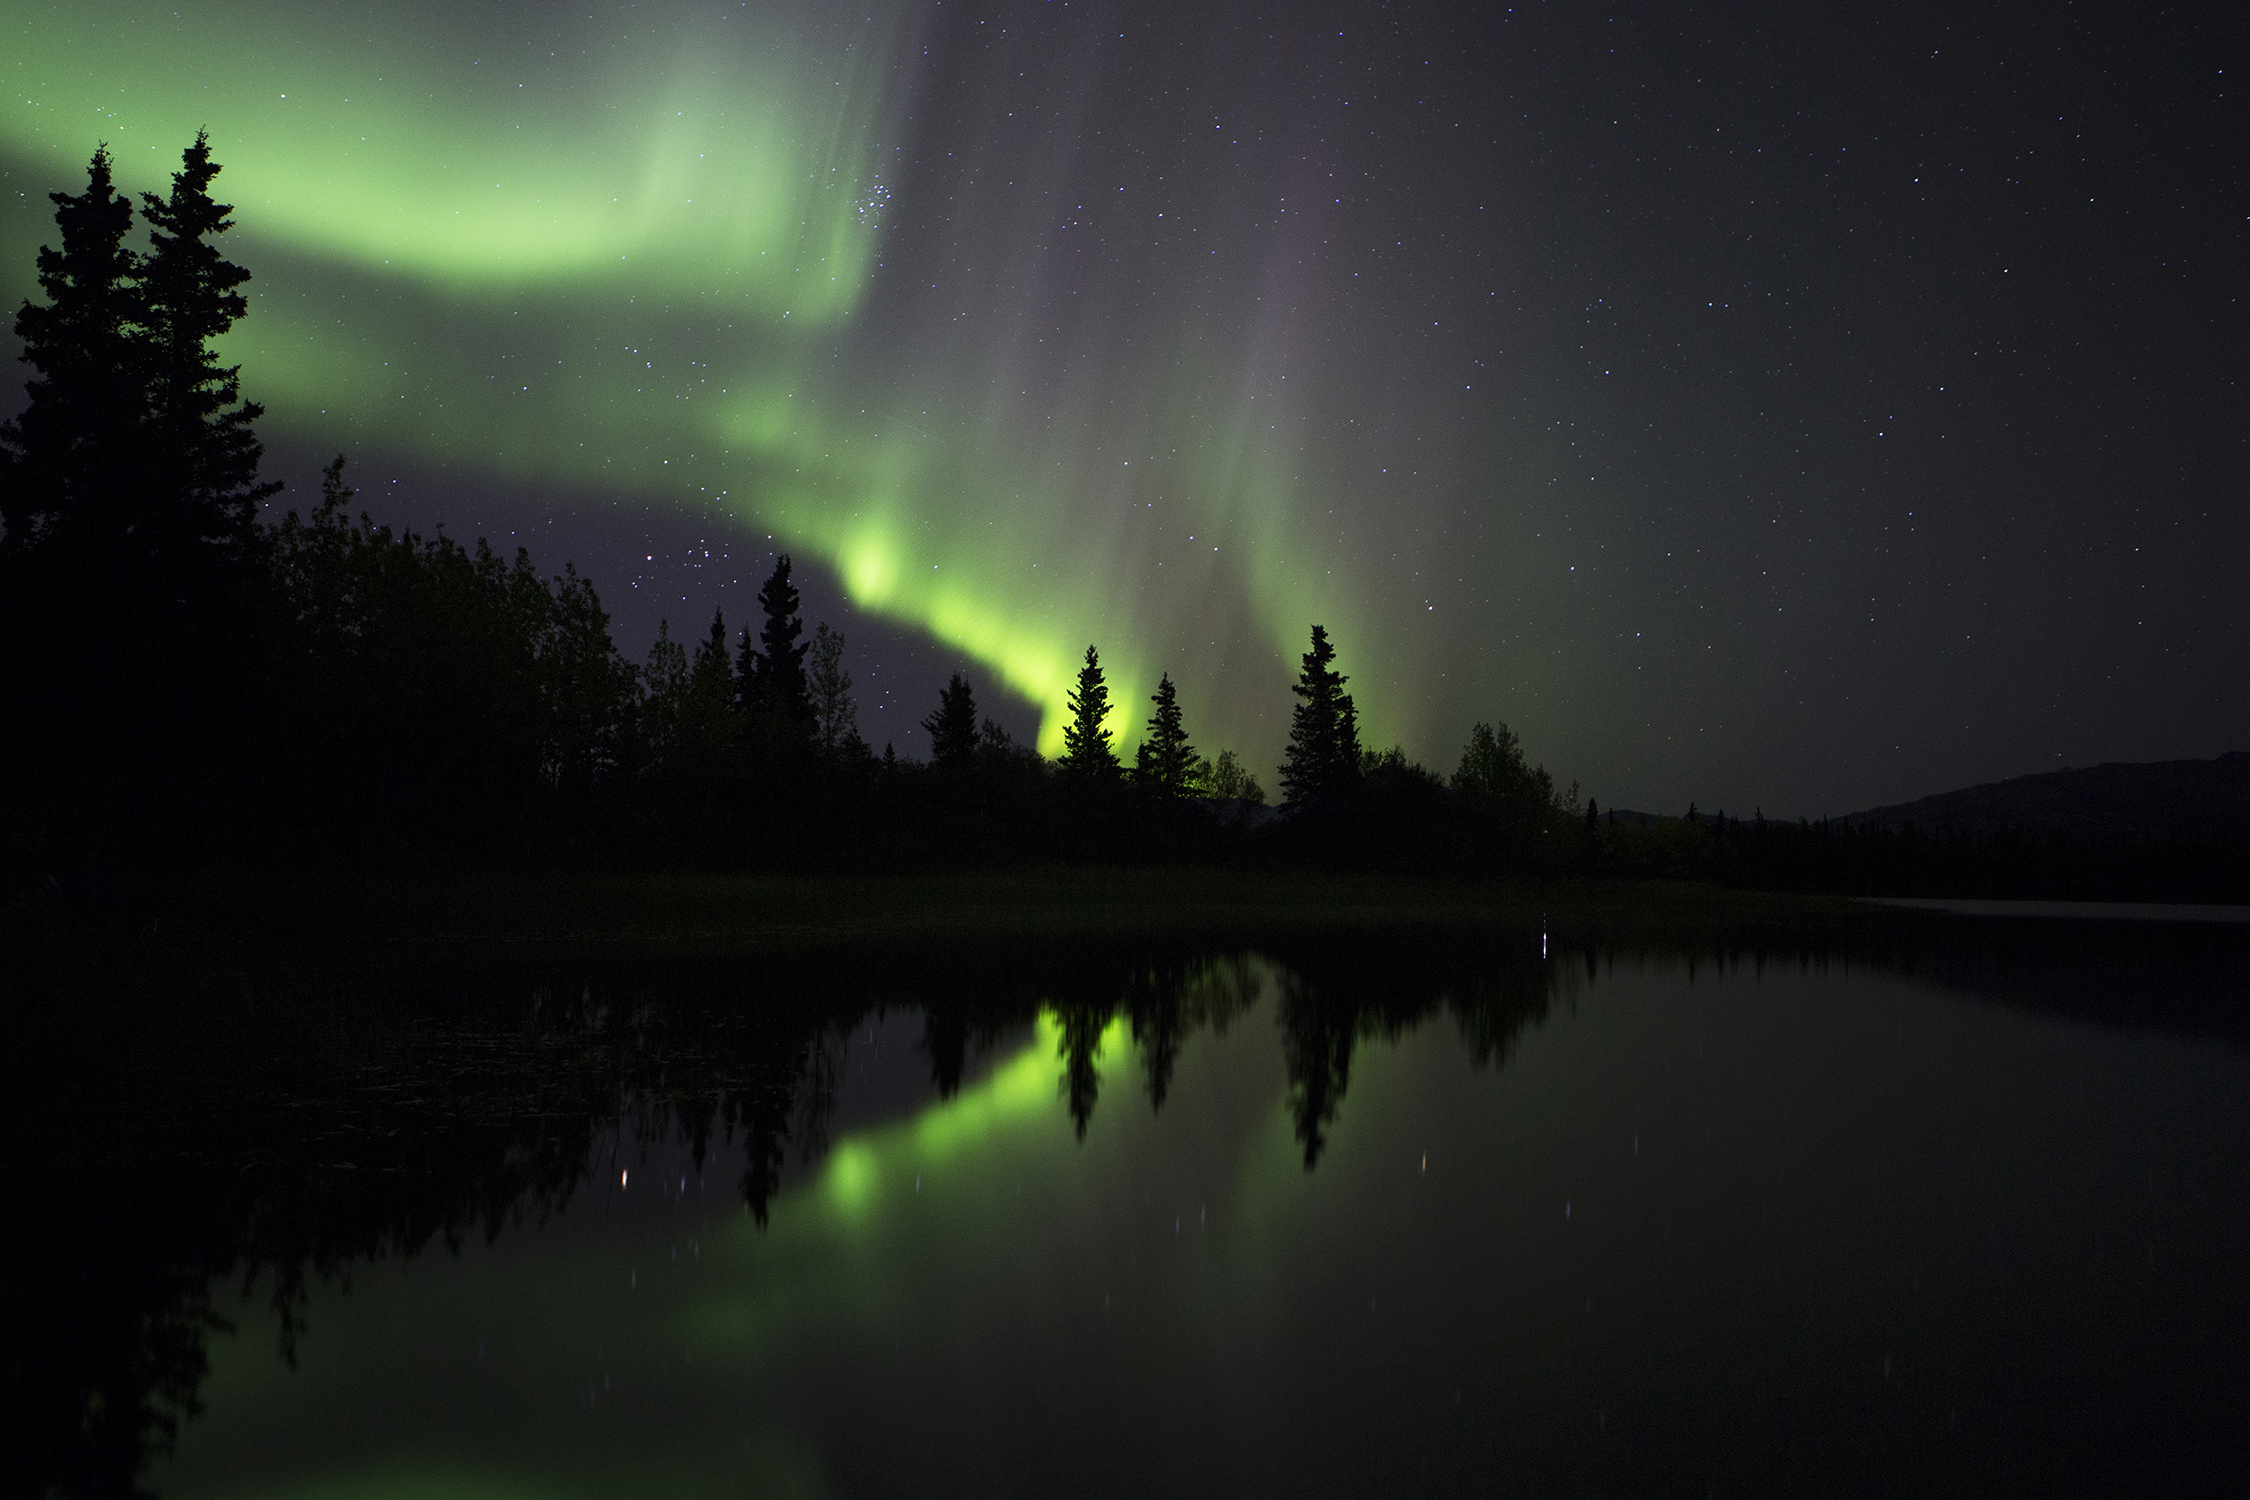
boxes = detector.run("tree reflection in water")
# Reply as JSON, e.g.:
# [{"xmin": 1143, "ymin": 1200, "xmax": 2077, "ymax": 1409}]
[{"xmin": 10, "ymin": 914, "xmax": 2248, "ymax": 1497}]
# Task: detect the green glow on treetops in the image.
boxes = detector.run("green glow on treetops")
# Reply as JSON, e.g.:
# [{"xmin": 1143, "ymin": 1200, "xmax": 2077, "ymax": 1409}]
[{"xmin": 2, "ymin": 0, "xmax": 1424, "ymax": 763}]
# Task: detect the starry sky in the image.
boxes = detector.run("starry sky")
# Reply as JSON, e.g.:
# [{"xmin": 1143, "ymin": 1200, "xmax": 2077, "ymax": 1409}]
[{"xmin": 3, "ymin": 0, "xmax": 2242, "ymax": 815}]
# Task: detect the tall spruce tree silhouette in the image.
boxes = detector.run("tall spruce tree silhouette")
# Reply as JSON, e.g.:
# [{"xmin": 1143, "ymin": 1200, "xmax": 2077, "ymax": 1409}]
[
  {"xmin": 1133, "ymin": 672, "xmax": 1196, "ymax": 796},
  {"xmin": 1279, "ymin": 624, "xmax": 1362, "ymax": 806},
  {"xmin": 923, "ymin": 673, "xmax": 979, "ymax": 767},
  {"xmin": 135, "ymin": 131, "xmax": 279, "ymax": 558},
  {"xmin": 739, "ymin": 555, "xmax": 811, "ymax": 742},
  {"xmin": 3, "ymin": 138, "xmax": 280, "ymax": 888},
  {"xmin": 1059, "ymin": 645, "xmax": 1119, "ymax": 779},
  {"xmin": 4, "ymin": 134, "xmax": 276, "ymax": 566},
  {"xmin": 1, "ymin": 146, "xmax": 142, "ymax": 554}
]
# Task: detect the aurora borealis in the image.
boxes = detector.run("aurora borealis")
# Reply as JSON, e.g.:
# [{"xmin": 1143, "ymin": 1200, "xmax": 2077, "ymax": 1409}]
[{"xmin": 3, "ymin": 0, "xmax": 2241, "ymax": 811}]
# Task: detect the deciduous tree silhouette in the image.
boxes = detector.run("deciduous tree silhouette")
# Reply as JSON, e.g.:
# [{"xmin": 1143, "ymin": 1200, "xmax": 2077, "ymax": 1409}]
[
  {"xmin": 1453, "ymin": 720, "xmax": 1558, "ymax": 848},
  {"xmin": 681, "ymin": 610, "xmax": 742, "ymax": 781},
  {"xmin": 637, "ymin": 619, "xmax": 692, "ymax": 775},
  {"xmin": 804, "ymin": 622, "xmax": 862, "ymax": 757},
  {"xmin": 262, "ymin": 456, "xmax": 638, "ymax": 854},
  {"xmin": 1196, "ymin": 748, "xmax": 1267, "ymax": 804}
]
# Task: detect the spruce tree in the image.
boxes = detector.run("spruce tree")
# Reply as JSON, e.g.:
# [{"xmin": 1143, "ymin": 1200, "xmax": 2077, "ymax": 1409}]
[
  {"xmin": 694, "ymin": 610, "xmax": 734, "ymax": 697},
  {"xmin": 923, "ymin": 672, "xmax": 979, "ymax": 767},
  {"xmin": 4, "ymin": 139, "xmax": 279, "ymax": 874},
  {"xmin": 1133, "ymin": 671, "xmax": 1196, "ymax": 796},
  {"xmin": 2, "ymin": 146, "xmax": 143, "ymax": 554},
  {"xmin": 136, "ymin": 131, "xmax": 278, "ymax": 554},
  {"xmin": 741, "ymin": 554, "xmax": 811, "ymax": 728},
  {"xmin": 1279, "ymin": 624, "xmax": 1360, "ymax": 805},
  {"xmin": 1059, "ymin": 644, "xmax": 1119, "ymax": 779}
]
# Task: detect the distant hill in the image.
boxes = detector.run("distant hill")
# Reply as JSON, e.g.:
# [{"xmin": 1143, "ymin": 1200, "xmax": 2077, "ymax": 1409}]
[{"xmin": 1844, "ymin": 752, "xmax": 2250, "ymax": 842}]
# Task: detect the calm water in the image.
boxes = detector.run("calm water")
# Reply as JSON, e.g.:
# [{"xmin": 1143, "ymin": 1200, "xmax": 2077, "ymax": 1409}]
[{"xmin": 18, "ymin": 917, "xmax": 2250, "ymax": 1496}]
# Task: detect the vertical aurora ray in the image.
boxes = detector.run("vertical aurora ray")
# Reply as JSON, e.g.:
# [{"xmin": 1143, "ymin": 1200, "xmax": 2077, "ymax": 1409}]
[{"xmin": 2, "ymin": 0, "xmax": 1479, "ymax": 767}]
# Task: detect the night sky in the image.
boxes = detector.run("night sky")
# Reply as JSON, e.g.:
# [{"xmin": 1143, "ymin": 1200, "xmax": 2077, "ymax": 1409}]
[{"xmin": 3, "ymin": 1, "xmax": 2241, "ymax": 816}]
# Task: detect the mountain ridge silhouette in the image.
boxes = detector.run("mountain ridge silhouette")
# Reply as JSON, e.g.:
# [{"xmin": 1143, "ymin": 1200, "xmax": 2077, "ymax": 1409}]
[{"xmin": 1844, "ymin": 751, "xmax": 2250, "ymax": 841}]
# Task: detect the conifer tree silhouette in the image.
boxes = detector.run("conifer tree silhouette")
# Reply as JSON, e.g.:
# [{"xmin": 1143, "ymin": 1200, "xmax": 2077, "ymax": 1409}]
[
  {"xmin": 1059, "ymin": 645, "xmax": 1119, "ymax": 779},
  {"xmin": 3, "ymin": 137, "xmax": 285, "ymax": 882},
  {"xmin": 4, "ymin": 135, "xmax": 276, "ymax": 574},
  {"xmin": 1133, "ymin": 671, "xmax": 1196, "ymax": 796},
  {"xmin": 740, "ymin": 555, "xmax": 811, "ymax": 733},
  {"xmin": 135, "ymin": 131, "xmax": 278, "ymax": 555},
  {"xmin": 1279, "ymin": 625, "xmax": 1361, "ymax": 806},
  {"xmin": 923, "ymin": 672, "xmax": 979, "ymax": 767},
  {"xmin": 2, "ymin": 146, "xmax": 143, "ymax": 554}
]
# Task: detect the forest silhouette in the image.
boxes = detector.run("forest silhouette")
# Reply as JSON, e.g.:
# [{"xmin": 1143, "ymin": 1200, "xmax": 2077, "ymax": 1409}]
[{"xmin": 5, "ymin": 141, "xmax": 2242, "ymax": 905}]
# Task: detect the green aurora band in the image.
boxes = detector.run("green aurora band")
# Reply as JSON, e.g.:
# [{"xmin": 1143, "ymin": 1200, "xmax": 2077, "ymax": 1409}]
[{"xmin": 3, "ymin": 0, "xmax": 1441, "ymax": 759}]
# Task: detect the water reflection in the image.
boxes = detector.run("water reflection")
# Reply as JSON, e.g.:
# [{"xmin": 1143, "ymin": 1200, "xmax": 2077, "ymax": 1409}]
[{"xmin": 12, "ymin": 914, "xmax": 2250, "ymax": 1497}]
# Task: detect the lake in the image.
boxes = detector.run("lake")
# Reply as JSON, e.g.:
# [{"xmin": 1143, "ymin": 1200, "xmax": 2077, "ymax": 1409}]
[{"xmin": 16, "ymin": 911, "xmax": 2250, "ymax": 1496}]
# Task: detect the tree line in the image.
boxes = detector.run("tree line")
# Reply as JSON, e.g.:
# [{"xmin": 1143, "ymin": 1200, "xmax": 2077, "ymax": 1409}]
[
  {"xmin": 0, "ymin": 140, "xmax": 1590, "ymax": 897},
  {"xmin": 8, "ymin": 141, "xmax": 2238, "ymax": 901}
]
